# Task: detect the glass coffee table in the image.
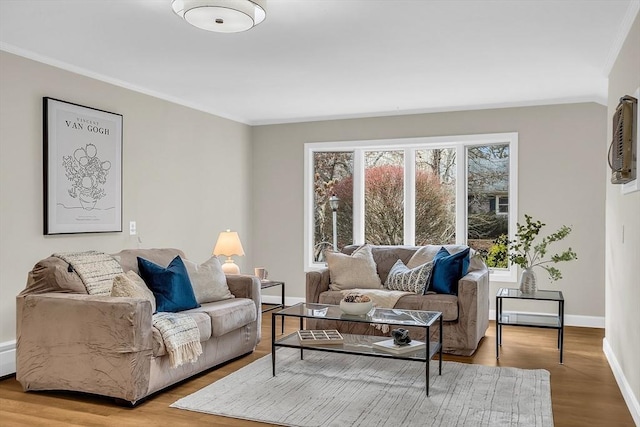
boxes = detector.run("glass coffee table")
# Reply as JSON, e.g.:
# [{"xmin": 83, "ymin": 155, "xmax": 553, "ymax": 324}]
[{"xmin": 271, "ymin": 303, "xmax": 443, "ymax": 395}]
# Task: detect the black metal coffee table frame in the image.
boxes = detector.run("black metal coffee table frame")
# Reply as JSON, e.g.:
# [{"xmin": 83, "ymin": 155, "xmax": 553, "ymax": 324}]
[{"xmin": 271, "ymin": 303, "xmax": 443, "ymax": 395}]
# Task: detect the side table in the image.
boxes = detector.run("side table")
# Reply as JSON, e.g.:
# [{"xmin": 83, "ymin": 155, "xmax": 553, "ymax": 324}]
[
  {"xmin": 260, "ymin": 280, "xmax": 285, "ymax": 334},
  {"xmin": 496, "ymin": 287, "xmax": 565, "ymax": 363}
]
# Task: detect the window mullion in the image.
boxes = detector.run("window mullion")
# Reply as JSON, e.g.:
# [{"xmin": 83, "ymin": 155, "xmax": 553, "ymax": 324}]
[
  {"xmin": 353, "ymin": 149, "xmax": 365, "ymax": 245},
  {"xmin": 456, "ymin": 144, "xmax": 467, "ymax": 245},
  {"xmin": 404, "ymin": 148, "xmax": 416, "ymax": 246}
]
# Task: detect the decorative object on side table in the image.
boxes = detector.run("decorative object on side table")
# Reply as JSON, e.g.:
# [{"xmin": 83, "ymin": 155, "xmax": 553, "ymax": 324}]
[
  {"xmin": 213, "ymin": 229, "xmax": 245, "ymax": 274},
  {"xmin": 506, "ymin": 215, "xmax": 577, "ymax": 294},
  {"xmin": 339, "ymin": 293, "xmax": 373, "ymax": 315}
]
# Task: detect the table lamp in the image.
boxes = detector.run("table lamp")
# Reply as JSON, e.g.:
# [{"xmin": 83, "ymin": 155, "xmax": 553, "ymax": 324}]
[{"xmin": 213, "ymin": 229, "xmax": 245, "ymax": 274}]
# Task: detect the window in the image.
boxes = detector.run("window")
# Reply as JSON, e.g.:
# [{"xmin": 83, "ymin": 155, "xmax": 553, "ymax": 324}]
[
  {"xmin": 498, "ymin": 196, "xmax": 509, "ymax": 214},
  {"xmin": 312, "ymin": 152, "xmax": 353, "ymax": 262},
  {"xmin": 304, "ymin": 133, "xmax": 518, "ymax": 281},
  {"xmin": 364, "ymin": 150, "xmax": 404, "ymax": 245}
]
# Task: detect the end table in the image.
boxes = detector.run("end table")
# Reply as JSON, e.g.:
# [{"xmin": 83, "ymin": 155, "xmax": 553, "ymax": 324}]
[
  {"xmin": 496, "ymin": 287, "xmax": 565, "ymax": 363},
  {"xmin": 260, "ymin": 279, "xmax": 285, "ymax": 334}
]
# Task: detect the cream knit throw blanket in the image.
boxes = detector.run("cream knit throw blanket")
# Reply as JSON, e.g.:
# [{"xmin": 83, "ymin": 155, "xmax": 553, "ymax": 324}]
[
  {"xmin": 152, "ymin": 313, "xmax": 203, "ymax": 368},
  {"xmin": 341, "ymin": 289, "xmax": 413, "ymax": 333},
  {"xmin": 53, "ymin": 250, "xmax": 123, "ymax": 295}
]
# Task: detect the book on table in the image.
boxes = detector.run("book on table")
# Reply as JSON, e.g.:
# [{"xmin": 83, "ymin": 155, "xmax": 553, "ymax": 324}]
[{"xmin": 372, "ymin": 339, "xmax": 426, "ymax": 354}]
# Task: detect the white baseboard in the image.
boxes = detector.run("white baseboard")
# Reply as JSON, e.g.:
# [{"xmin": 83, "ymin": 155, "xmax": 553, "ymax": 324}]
[
  {"xmin": 489, "ymin": 309, "xmax": 604, "ymax": 328},
  {"xmin": 603, "ymin": 337, "xmax": 640, "ymax": 426},
  {"xmin": 0, "ymin": 340, "xmax": 16, "ymax": 377}
]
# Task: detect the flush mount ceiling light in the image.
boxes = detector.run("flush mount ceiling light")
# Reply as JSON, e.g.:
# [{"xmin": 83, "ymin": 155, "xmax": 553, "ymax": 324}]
[{"xmin": 172, "ymin": 0, "xmax": 266, "ymax": 33}]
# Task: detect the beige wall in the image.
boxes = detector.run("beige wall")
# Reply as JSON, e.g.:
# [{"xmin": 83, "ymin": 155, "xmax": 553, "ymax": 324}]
[
  {"xmin": 0, "ymin": 52, "xmax": 253, "ymax": 344},
  {"xmin": 605, "ymin": 12, "xmax": 640, "ymax": 421},
  {"xmin": 252, "ymin": 103, "xmax": 607, "ymax": 321}
]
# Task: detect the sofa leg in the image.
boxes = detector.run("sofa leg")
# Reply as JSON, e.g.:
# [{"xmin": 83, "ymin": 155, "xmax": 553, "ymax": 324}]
[{"xmin": 113, "ymin": 397, "xmax": 138, "ymax": 407}]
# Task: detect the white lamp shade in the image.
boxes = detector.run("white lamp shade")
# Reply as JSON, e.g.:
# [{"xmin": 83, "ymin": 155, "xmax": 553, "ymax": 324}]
[{"xmin": 213, "ymin": 230, "xmax": 245, "ymax": 257}]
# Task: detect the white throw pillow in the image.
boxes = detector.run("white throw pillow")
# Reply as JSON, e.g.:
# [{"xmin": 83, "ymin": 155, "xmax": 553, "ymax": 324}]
[
  {"xmin": 111, "ymin": 270, "xmax": 156, "ymax": 313},
  {"xmin": 183, "ymin": 256, "xmax": 234, "ymax": 304},
  {"xmin": 326, "ymin": 245, "xmax": 382, "ymax": 291},
  {"xmin": 385, "ymin": 259, "xmax": 433, "ymax": 294}
]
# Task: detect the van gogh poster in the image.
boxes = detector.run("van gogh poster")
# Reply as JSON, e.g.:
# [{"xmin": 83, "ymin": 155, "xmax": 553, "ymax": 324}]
[{"xmin": 44, "ymin": 98, "xmax": 122, "ymax": 234}]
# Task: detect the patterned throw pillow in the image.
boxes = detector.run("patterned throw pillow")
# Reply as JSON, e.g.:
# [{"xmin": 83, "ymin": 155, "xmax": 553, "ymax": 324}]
[{"xmin": 385, "ymin": 259, "xmax": 433, "ymax": 294}]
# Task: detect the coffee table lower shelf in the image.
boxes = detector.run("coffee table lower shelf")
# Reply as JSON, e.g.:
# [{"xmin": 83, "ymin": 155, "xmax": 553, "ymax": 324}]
[{"xmin": 272, "ymin": 332, "xmax": 442, "ymax": 395}]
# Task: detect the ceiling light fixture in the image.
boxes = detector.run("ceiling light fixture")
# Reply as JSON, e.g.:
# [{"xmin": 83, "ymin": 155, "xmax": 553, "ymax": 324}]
[{"xmin": 172, "ymin": 0, "xmax": 266, "ymax": 33}]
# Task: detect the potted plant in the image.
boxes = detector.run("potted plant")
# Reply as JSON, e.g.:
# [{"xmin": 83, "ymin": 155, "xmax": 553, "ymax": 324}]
[{"xmin": 508, "ymin": 215, "xmax": 578, "ymax": 294}]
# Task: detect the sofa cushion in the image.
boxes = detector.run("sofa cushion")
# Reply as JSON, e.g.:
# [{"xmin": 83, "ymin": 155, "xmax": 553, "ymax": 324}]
[
  {"xmin": 327, "ymin": 245, "xmax": 382, "ymax": 291},
  {"xmin": 430, "ymin": 247, "xmax": 470, "ymax": 295},
  {"xmin": 183, "ymin": 256, "xmax": 234, "ymax": 304},
  {"xmin": 111, "ymin": 270, "xmax": 156, "ymax": 313},
  {"xmin": 113, "ymin": 248, "xmax": 186, "ymax": 275},
  {"xmin": 151, "ymin": 311, "xmax": 212, "ymax": 357},
  {"xmin": 385, "ymin": 260, "xmax": 433, "ymax": 294},
  {"xmin": 317, "ymin": 290, "xmax": 459, "ymax": 322},
  {"xmin": 137, "ymin": 256, "xmax": 200, "ymax": 313},
  {"xmin": 185, "ymin": 298, "xmax": 257, "ymax": 337}
]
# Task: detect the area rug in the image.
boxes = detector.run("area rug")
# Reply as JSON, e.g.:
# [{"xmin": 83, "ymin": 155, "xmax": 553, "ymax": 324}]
[{"xmin": 171, "ymin": 348, "xmax": 553, "ymax": 427}]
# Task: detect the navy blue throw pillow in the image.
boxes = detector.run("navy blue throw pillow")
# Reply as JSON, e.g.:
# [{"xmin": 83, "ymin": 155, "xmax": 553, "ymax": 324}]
[
  {"xmin": 428, "ymin": 247, "xmax": 471, "ymax": 295},
  {"xmin": 137, "ymin": 256, "xmax": 200, "ymax": 313}
]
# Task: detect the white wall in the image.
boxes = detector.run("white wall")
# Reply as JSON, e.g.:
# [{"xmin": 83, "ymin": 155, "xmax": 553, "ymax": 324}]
[
  {"xmin": 252, "ymin": 103, "xmax": 607, "ymax": 322},
  {"xmin": 0, "ymin": 52, "xmax": 253, "ymax": 347},
  {"xmin": 604, "ymin": 12, "xmax": 640, "ymax": 425}
]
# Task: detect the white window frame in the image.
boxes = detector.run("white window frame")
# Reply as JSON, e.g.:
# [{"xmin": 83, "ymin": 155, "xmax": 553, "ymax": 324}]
[
  {"xmin": 304, "ymin": 132, "xmax": 518, "ymax": 282},
  {"xmin": 496, "ymin": 195, "xmax": 509, "ymax": 215}
]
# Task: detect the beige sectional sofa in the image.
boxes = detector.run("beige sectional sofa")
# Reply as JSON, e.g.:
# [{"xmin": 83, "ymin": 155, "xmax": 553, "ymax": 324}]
[
  {"xmin": 306, "ymin": 244, "xmax": 490, "ymax": 356},
  {"xmin": 16, "ymin": 248, "xmax": 261, "ymax": 405}
]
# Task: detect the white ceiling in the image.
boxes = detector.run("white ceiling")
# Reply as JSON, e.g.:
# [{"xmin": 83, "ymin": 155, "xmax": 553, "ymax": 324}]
[{"xmin": 0, "ymin": 0, "xmax": 638, "ymax": 125}]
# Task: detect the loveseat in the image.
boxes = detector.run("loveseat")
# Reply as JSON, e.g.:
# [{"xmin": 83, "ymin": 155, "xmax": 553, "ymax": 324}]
[
  {"xmin": 306, "ymin": 244, "xmax": 489, "ymax": 356},
  {"xmin": 16, "ymin": 248, "xmax": 261, "ymax": 405}
]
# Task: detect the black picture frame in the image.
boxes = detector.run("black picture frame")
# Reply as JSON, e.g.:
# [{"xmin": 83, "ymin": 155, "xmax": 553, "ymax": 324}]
[{"xmin": 43, "ymin": 97, "xmax": 122, "ymax": 234}]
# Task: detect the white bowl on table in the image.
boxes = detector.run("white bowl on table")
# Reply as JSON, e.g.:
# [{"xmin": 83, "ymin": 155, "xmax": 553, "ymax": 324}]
[{"xmin": 339, "ymin": 300, "xmax": 373, "ymax": 315}]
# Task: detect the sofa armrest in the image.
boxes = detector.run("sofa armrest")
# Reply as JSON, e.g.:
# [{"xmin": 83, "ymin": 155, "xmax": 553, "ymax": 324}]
[
  {"xmin": 306, "ymin": 268, "xmax": 331, "ymax": 303},
  {"xmin": 456, "ymin": 267, "xmax": 490, "ymax": 347},
  {"xmin": 16, "ymin": 293, "xmax": 153, "ymax": 403},
  {"xmin": 225, "ymin": 274, "xmax": 261, "ymax": 341},
  {"xmin": 226, "ymin": 274, "xmax": 260, "ymax": 304}
]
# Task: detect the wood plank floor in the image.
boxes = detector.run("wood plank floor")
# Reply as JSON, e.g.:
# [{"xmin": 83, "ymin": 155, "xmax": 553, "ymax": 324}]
[{"xmin": 0, "ymin": 309, "xmax": 634, "ymax": 426}]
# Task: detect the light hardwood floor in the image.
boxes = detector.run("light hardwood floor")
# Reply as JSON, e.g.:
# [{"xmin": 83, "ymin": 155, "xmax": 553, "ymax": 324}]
[{"xmin": 0, "ymin": 309, "xmax": 635, "ymax": 426}]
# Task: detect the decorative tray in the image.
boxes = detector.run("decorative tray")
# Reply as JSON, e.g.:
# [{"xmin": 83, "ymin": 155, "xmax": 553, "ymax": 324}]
[{"xmin": 297, "ymin": 329, "xmax": 344, "ymax": 345}]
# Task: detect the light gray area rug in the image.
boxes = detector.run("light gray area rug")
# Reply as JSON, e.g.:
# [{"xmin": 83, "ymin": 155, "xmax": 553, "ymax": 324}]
[{"xmin": 171, "ymin": 348, "xmax": 553, "ymax": 427}]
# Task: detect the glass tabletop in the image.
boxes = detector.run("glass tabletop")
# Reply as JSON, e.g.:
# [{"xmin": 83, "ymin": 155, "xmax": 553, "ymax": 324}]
[
  {"xmin": 497, "ymin": 287, "xmax": 564, "ymax": 301},
  {"xmin": 275, "ymin": 303, "xmax": 441, "ymax": 328}
]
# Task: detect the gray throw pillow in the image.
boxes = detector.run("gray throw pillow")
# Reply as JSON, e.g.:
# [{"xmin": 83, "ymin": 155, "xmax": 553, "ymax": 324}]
[
  {"xmin": 183, "ymin": 256, "xmax": 234, "ymax": 304},
  {"xmin": 326, "ymin": 244, "xmax": 382, "ymax": 291},
  {"xmin": 385, "ymin": 259, "xmax": 433, "ymax": 294}
]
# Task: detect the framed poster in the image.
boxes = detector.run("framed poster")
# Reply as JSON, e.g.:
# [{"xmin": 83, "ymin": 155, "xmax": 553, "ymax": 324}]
[{"xmin": 43, "ymin": 97, "xmax": 122, "ymax": 234}]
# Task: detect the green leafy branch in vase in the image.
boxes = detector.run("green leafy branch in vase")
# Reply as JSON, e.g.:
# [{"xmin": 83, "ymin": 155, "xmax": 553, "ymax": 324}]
[{"xmin": 508, "ymin": 214, "xmax": 578, "ymax": 281}]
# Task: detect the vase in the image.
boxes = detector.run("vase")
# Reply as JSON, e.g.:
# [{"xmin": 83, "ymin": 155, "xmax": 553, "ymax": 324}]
[{"xmin": 519, "ymin": 268, "xmax": 537, "ymax": 294}]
